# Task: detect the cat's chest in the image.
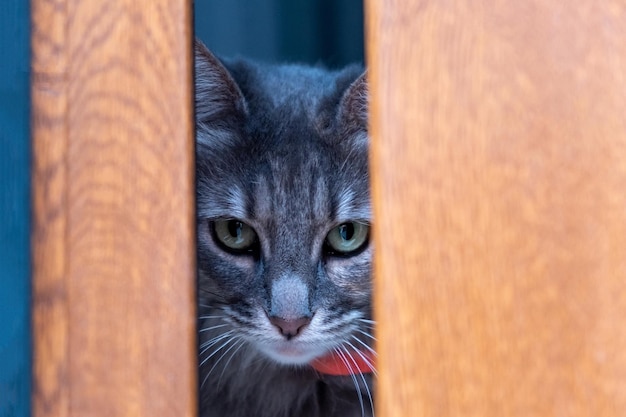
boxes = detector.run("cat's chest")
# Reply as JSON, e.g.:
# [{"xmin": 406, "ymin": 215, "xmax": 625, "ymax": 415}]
[
  {"xmin": 201, "ymin": 357, "xmax": 316, "ymax": 417},
  {"xmin": 199, "ymin": 337, "xmax": 373, "ymax": 417}
]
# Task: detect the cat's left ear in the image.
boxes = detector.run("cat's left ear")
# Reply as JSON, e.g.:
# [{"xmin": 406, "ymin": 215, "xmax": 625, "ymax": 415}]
[{"xmin": 338, "ymin": 71, "xmax": 368, "ymax": 132}]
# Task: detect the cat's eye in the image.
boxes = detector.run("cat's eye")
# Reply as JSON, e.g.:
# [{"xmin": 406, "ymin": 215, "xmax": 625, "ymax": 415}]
[
  {"xmin": 212, "ymin": 219, "xmax": 258, "ymax": 253},
  {"xmin": 325, "ymin": 222, "xmax": 369, "ymax": 255}
]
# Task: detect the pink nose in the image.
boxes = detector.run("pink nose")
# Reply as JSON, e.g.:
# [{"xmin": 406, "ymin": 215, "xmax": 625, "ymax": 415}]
[{"xmin": 269, "ymin": 316, "xmax": 311, "ymax": 339}]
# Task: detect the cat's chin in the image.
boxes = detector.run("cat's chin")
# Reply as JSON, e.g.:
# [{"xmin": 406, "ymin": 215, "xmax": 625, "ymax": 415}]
[{"xmin": 258, "ymin": 341, "xmax": 328, "ymax": 366}]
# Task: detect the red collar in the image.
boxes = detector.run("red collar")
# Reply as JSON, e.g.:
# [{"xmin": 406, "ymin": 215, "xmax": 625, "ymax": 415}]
[{"xmin": 310, "ymin": 350, "xmax": 375, "ymax": 376}]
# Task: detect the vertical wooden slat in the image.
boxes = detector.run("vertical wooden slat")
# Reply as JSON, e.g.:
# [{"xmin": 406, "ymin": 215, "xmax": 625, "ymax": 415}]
[
  {"xmin": 31, "ymin": 0, "xmax": 196, "ymax": 416},
  {"xmin": 367, "ymin": 1, "xmax": 626, "ymax": 416},
  {"xmin": 31, "ymin": 0, "xmax": 69, "ymax": 413}
]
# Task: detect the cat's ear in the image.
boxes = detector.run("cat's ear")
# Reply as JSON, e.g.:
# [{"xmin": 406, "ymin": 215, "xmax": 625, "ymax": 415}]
[
  {"xmin": 338, "ymin": 71, "xmax": 368, "ymax": 131},
  {"xmin": 194, "ymin": 39, "xmax": 247, "ymax": 123}
]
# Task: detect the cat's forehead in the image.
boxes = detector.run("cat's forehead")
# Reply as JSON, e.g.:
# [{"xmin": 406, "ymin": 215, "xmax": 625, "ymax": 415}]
[
  {"xmin": 196, "ymin": 120, "xmax": 370, "ymax": 222},
  {"xmin": 249, "ymin": 147, "xmax": 370, "ymax": 224},
  {"xmin": 252, "ymin": 169, "xmax": 325, "ymax": 224}
]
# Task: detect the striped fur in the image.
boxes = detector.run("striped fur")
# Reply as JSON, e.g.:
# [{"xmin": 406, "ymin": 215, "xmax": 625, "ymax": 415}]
[{"xmin": 196, "ymin": 40, "xmax": 374, "ymax": 417}]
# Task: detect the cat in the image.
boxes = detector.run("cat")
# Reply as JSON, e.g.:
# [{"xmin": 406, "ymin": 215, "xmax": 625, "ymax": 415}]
[{"xmin": 195, "ymin": 39, "xmax": 375, "ymax": 417}]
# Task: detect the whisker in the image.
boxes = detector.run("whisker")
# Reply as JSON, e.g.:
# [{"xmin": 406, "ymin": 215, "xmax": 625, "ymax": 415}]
[
  {"xmin": 201, "ymin": 298, "xmax": 228, "ymax": 305},
  {"xmin": 198, "ymin": 315, "xmax": 227, "ymax": 320},
  {"xmin": 216, "ymin": 339, "xmax": 247, "ymax": 390},
  {"xmin": 199, "ymin": 330, "xmax": 234, "ymax": 355},
  {"xmin": 317, "ymin": 321, "xmax": 350, "ymax": 334},
  {"xmin": 199, "ymin": 323, "xmax": 230, "ymax": 333},
  {"xmin": 198, "ymin": 289, "xmax": 228, "ymax": 299},
  {"xmin": 340, "ymin": 345, "xmax": 375, "ymax": 417},
  {"xmin": 200, "ymin": 336, "xmax": 239, "ymax": 388},
  {"xmin": 356, "ymin": 329, "xmax": 378, "ymax": 341},
  {"xmin": 351, "ymin": 335, "xmax": 378, "ymax": 358},
  {"xmin": 345, "ymin": 339, "xmax": 378, "ymax": 377},
  {"xmin": 334, "ymin": 347, "xmax": 366, "ymax": 417},
  {"xmin": 202, "ymin": 337, "xmax": 242, "ymax": 389},
  {"xmin": 198, "ymin": 300, "xmax": 228, "ymax": 309},
  {"xmin": 199, "ymin": 329, "xmax": 234, "ymax": 347}
]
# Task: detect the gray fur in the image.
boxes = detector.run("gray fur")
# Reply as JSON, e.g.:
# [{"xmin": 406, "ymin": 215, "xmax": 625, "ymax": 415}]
[{"xmin": 195, "ymin": 40, "xmax": 374, "ymax": 417}]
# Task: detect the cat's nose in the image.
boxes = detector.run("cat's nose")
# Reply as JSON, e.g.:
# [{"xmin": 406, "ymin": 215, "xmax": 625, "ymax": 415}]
[{"xmin": 269, "ymin": 315, "xmax": 312, "ymax": 339}]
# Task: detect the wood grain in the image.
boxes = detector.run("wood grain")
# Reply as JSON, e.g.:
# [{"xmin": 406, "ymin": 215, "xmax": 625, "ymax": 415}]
[
  {"xmin": 367, "ymin": 1, "xmax": 626, "ymax": 416},
  {"xmin": 31, "ymin": 0, "xmax": 196, "ymax": 416}
]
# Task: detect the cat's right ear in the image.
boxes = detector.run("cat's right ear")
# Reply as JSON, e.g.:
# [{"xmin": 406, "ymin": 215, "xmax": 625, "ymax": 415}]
[{"xmin": 194, "ymin": 39, "xmax": 247, "ymax": 123}]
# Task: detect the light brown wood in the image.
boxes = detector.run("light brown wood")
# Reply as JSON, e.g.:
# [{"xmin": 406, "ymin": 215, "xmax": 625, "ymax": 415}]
[
  {"xmin": 31, "ymin": 0, "xmax": 196, "ymax": 416},
  {"xmin": 31, "ymin": 0, "xmax": 70, "ymax": 414},
  {"xmin": 367, "ymin": 1, "xmax": 626, "ymax": 416}
]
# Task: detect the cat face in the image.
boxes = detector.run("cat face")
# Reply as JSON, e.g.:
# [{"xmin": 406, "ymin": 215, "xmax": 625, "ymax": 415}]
[{"xmin": 195, "ymin": 41, "xmax": 372, "ymax": 367}]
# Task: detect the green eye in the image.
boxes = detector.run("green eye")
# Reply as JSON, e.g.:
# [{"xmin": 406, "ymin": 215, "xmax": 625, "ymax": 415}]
[
  {"xmin": 213, "ymin": 220, "xmax": 257, "ymax": 252},
  {"xmin": 325, "ymin": 222, "xmax": 369, "ymax": 255}
]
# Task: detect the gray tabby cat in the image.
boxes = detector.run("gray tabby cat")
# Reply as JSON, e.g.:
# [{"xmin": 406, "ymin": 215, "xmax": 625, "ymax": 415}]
[{"xmin": 195, "ymin": 39, "xmax": 375, "ymax": 417}]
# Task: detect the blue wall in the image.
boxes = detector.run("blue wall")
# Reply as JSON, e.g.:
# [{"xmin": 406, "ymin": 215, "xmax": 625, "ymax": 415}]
[
  {"xmin": 195, "ymin": 0, "xmax": 364, "ymax": 68},
  {"xmin": 0, "ymin": 1, "xmax": 31, "ymax": 416}
]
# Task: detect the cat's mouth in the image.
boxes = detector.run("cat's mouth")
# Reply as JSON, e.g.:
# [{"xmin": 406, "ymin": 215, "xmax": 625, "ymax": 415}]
[
  {"xmin": 260, "ymin": 342, "xmax": 376, "ymax": 376},
  {"xmin": 275, "ymin": 343, "xmax": 312, "ymax": 357},
  {"xmin": 258, "ymin": 340, "xmax": 329, "ymax": 365}
]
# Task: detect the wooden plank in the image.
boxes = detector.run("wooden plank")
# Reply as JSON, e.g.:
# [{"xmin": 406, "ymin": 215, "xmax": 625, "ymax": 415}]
[
  {"xmin": 31, "ymin": 0, "xmax": 70, "ymax": 414},
  {"xmin": 367, "ymin": 1, "xmax": 626, "ymax": 416},
  {"xmin": 31, "ymin": 0, "xmax": 196, "ymax": 416}
]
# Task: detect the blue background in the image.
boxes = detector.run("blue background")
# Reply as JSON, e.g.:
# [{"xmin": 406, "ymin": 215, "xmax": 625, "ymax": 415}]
[
  {"xmin": 195, "ymin": 0, "xmax": 364, "ymax": 67},
  {"xmin": 0, "ymin": 0, "xmax": 31, "ymax": 416}
]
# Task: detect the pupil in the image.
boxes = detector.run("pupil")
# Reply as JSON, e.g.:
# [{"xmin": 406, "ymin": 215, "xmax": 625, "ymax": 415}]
[
  {"xmin": 228, "ymin": 221, "xmax": 242, "ymax": 239},
  {"xmin": 339, "ymin": 223, "xmax": 355, "ymax": 241}
]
